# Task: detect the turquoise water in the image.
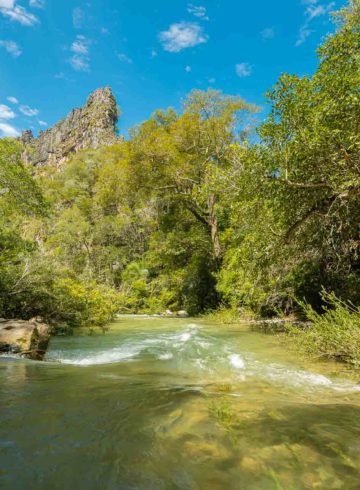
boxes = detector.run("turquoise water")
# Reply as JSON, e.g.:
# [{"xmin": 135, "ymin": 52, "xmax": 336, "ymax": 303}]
[{"xmin": 1, "ymin": 316, "xmax": 360, "ymax": 489}]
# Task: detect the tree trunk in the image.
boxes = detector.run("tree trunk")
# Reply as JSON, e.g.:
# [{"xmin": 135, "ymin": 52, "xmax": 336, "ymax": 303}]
[{"xmin": 208, "ymin": 193, "xmax": 221, "ymax": 261}]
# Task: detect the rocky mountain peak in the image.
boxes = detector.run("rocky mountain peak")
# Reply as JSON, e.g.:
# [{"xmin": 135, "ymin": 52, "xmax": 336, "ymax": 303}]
[{"xmin": 21, "ymin": 86, "xmax": 120, "ymax": 167}]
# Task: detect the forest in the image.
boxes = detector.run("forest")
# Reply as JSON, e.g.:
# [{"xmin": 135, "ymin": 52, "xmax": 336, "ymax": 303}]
[{"xmin": 0, "ymin": 1, "xmax": 359, "ymax": 364}]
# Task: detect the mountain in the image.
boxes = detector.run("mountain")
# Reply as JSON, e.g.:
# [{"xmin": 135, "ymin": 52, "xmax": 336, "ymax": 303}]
[{"xmin": 20, "ymin": 87, "xmax": 119, "ymax": 167}]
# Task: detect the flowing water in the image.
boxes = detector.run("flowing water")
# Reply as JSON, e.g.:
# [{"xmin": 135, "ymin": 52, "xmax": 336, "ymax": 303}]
[{"xmin": 1, "ymin": 316, "xmax": 360, "ymax": 489}]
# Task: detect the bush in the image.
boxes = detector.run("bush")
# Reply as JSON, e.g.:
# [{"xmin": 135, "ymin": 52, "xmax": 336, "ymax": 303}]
[
  {"xmin": 51, "ymin": 278, "xmax": 120, "ymax": 328},
  {"xmin": 293, "ymin": 292, "xmax": 360, "ymax": 366}
]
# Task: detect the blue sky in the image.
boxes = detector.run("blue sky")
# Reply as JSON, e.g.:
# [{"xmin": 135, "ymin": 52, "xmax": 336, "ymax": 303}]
[{"xmin": 0, "ymin": 0, "xmax": 345, "ymax": 138}]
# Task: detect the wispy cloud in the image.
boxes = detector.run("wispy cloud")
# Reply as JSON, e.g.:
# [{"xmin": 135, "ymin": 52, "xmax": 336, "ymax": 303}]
[
  {"xmin": 7, "ymin": 96, "xmax": 18, "ymax": 104},
  {"xmin": 72, "ymin": 7, "xmax": 85, "ymax": 29},
  {"xmin": 0, "ymin": 104, "xmax": 15, "ymax": 119},
  {"xmin": 0, "ymin": 0, "xmax": 14, "ymax": 8},
  {"xmin": 235, "ymin": 62, "xmax": 252, "ymax": 78},
  {"xmin": 185, "ymin": 65, "xmax": 192, "ymax": 72},
  {"xmin": 0, "ymin": 40, "xmax": 22, "ymax": 57},
  {"xmin": 117, "ymin": 52, "xmax": 133, "ymax": 64},
  {"xmin": 69, "ymin": 55, "xmax": 90, "ymax": 72},
  {"xmin": 38, "ymin": 120, "xmax": 47, "ymax": 126},
  {"xmin": 0, "ymin": 98, "xmax": 18, "ymax": 140},
  {"xmin": 296, "ymin": 0, "xmax": 335, "ymax": 46},
  {"xmin": 29, "ymin": 0, "xmax": 45, "ymax": 8},
  {"xmin": 0, "ymin": 122, "xmax": 19, "ymax": 137},
  {"xmin": 69, "ymin": 35, "xmax": 91, "ymax": 71},
  {"xmin": 19, "ymin": 105, "xmax": 39, "ymax": 116},
  {"xmin": 187, "ymin": 4, "xmax": 209, "ymax": 21},
  {"xmin": 0, "ymin": 2, "xmax": 39, "ymax": 26},
  {"xmin": 159, "ymin": 22, "xmax": 208, "ymax": 53},
  {"xmin": 261, "ymin": 27, "xmax": 275, "ymax": 40},
  {"xmin": 71, "ymin": 35, "xmax": 89, "ymax": 55}
]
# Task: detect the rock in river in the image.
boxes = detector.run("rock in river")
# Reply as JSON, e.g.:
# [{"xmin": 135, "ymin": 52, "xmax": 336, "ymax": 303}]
[{"xmin": 0, "ymin": 318, "xmax": 51, "ymax": 360}]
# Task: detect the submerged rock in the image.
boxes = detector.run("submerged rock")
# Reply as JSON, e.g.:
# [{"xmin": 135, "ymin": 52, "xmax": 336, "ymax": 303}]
[{"xmin": 0, "ymin": 318, "xmax": 51, "ymax": 360}]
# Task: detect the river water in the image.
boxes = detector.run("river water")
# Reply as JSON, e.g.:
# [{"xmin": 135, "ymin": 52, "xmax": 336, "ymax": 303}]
[{"xmin": 1, "ymin": 316, "xmax": 360, "ymax": 489}]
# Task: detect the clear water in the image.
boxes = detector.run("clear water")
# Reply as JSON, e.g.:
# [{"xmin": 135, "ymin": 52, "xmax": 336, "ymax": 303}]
[{"xmin": 1, "ymin": 316, "xmax": 360, "ymax": 489}]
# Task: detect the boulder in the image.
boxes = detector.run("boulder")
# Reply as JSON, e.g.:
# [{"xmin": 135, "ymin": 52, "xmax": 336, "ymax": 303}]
[
  {"xmin": 0, "ymin": 318, "xmax": 51, "ymax": 360},
  {"xmin": 176, "ymin": 310, "xmax": 189, "ymax": 318}
]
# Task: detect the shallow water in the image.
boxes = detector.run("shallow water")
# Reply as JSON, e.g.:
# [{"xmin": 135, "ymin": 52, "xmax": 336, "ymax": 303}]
[{"xmin": 1, "ymin": 317, "xmax": 360, "ymax": 489}]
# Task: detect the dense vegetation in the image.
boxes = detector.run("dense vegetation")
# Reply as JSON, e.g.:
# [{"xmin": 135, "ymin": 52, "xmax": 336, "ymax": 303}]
[{"xmin": 0, "ymin": 2, "xmax": 359, "ymax": 359}]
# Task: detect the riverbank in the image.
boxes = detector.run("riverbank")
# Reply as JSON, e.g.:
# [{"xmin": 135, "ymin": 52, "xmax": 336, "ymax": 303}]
[{"xmin": 202, "ymin": 301, "xmax": 360, "ymax": 370}]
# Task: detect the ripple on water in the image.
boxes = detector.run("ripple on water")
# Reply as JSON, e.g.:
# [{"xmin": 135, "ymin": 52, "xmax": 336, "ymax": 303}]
[{"xmin": 45, "ymin": 324, "xmax": 360, "ymax": 394}]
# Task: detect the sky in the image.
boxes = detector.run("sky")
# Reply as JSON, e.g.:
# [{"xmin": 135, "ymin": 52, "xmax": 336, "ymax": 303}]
[{"xmin": 0, "ymin": 0, "xmax": 346, "ymax": 139}]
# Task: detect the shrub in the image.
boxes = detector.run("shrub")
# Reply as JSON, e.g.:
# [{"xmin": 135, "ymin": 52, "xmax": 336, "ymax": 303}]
[
  {"xmin": 293, "ymin": 292, "xmax": 360, "ymax": 366},
  {"xmin": 52, "ymin": 278, "xmax": 120, "ymax": 328}
]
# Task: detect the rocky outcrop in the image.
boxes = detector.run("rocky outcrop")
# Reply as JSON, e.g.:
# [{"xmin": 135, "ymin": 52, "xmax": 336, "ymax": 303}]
[
  {"xmin": 0, "ymin": 318, "xmax": 52, "ymax": 360},
  {"xmin": 20, "ymin": 87, "xmax": 120, "ymax": 168}
]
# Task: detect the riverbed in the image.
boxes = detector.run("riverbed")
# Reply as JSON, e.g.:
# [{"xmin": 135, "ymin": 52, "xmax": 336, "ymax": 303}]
[{"xmin": 1, "ymin": 316, "xmax": 360, "ymax": 489}]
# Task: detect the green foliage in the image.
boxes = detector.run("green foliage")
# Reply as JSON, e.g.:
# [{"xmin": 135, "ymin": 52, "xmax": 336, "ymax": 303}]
[
  {"xmin": 0, "ymin": 139, "xmax": 46, "ymax": 215},
  {"xmin": 51, "ymin": 278, "xmax": 120, "ymax": 328},
  {"xmin": 292, "ymin": 292, "xmax": 360, "ymax": 366}
]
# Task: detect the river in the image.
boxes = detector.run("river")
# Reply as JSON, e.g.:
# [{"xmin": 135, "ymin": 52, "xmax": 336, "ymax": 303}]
[{"xmin": 1, "ymin": 316, "xmax": 360, "ymax": 489}]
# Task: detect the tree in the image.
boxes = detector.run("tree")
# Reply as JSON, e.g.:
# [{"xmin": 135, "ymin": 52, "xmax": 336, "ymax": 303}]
[{"xmin": 130, "ymin": 89, "xmax": 258, "ymax": 262}]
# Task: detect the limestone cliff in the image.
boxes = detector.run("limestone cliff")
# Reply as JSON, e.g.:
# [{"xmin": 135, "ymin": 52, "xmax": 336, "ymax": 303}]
[{"xmin": 21, "ymin": 87, "xmax": 119, "ymax": 167}]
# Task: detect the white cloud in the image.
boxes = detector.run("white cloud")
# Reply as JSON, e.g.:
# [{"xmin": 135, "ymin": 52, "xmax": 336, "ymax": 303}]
[
  {"xmin": 69, "ymin": 55, "xmax": 90, "ymax": 72},
  {"xmin": 235, "ymin": 62, "xmax": 252, "ymax": 78},
  {"xmin": 0, "ymin": 40, "xmax": 22, "ymax": 57},
  {"xmin": 159, "ymin": 22, "xmax": 208, "ymax": 53},
  {"xmin": 0, "ymin": 104, "xmax": 15, "ymax": 119},
  {"xmin": 19, "ymin": 105, "xmax": 39, "ymax": 116},
  {"xmin": 0, "ymin": 0, "xmax": 14, "ymax": 8},
  {"xmin": 0, "ymin": 122, "xmax": 19, "ymax": 137},
  {"xmin": 261, "ymin": 27, "xmax": 275, "ymax": 39},
  {"xmin": 296, "ymin": 1, "xmax": 335, "ymax": 46},
  {"xmin": 72, "ymin": 7, "xmax": 84, "ymax": 28},
  {"xmin": 0, "ymin": 4, "xmax": 39, "ymax": 26},
  {"xmin": 38, "ymin": 120, "xmax": 47, "ymax": 126},
  {"xmin": 69, "ymin": 35, "xmax": 91, "ymax": 72},
  {"xmin": 306, "ymin": 3, "xmax": 333, "ymax": 20},
  {"xmin": 187, "ymin": 4, "xmax": 209, "ymax": 21},
  {"xmin": 118, "ymin": 52, "xmax": 133, "ymax": 64},
  {"xmin": 71, "ymin": 35, "xmax": 89, "ymax": 55},
  {"xmin": 185, "ymin": 65, "xmax": 192, "ymax": 72},
  {"xmin": 151, "ymin": 49, "xmax": 158, "ymax": 58},
  {"xmin": 296, "ymin": 25, "xmax": 312, "ymax": 46},
  {"xmin": 7, "ymin": 96, "xmax": 18, "ymax": 104},
  {"xmin": 29, "ymin": 0, "xmax": 45, "ymax": 8}
]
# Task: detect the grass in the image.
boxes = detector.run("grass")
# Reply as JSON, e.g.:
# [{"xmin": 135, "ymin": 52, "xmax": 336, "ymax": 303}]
[
  {"xmin": 288, "ymin": 291, "xmax": 360, "ymax": 367},
  {"xmin": 203, "ymin": 306, "xmax": 256, "ymax": 324}
]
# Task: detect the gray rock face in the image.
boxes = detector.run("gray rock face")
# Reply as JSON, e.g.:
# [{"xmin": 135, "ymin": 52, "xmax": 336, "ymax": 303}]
[
  {"xmin": 0, "ymin": 318, "xmax": 51, "ymax": 360},
  {"xmin": 21, "ymin": 87, "xmax": 119, "ymax": 167}
]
